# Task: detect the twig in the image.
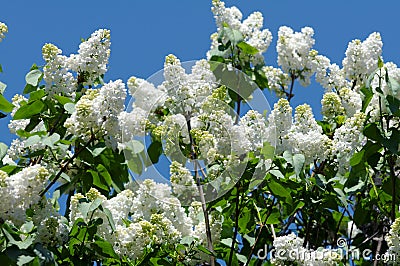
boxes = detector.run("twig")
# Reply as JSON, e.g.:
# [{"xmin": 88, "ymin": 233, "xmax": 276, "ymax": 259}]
[
  {"xmin": 186, "ymin": 117, "xmax": 215, "ymax": 266},
  {"xmin": 39, "ymin": 135, "xmax": 94, "ymax": 197}
]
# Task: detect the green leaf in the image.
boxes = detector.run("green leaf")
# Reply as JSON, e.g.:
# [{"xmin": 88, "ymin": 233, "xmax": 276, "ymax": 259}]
[
  {"xmin": 386, "ymin": 95, "xmax": 400, "ymax": 116},
  {"xmin": 237, "ymin": 41, "xmax": 259, "ymax": 55},
  {"xmin": 334, "ymin": 188, "xmax": 348, "ymax": 207},
  {"xmin": 29, "ymin": 89, "xmax": 45, "ymax": 101},
  {"xmin": 0, "ymin": 142, "xmax": 7, "ymax": 160},
  {"xmin": 197, "ymin": 245, "xmax": 215, "ymax": 256},
  {"xmin": 266, "ymin": 208, "xmax": 280, "ymax": 224},
  {"xmin": 126, "ymin": 140, "xmax": 145, "ymax": 154},
  {"xmin": 243, "ymin": 234, "xmax": 255, "ymax": 246},
  {"xmin": 350, "ymin": 150, "xmax": 365, "ymax": 166},
  {"xmin": 77, "ymin": 198, "xmax": 103, "ymax": 220},
  {"xmin": 103, "ymin": 207, "xmax": 116, "ymax": 231},
  {"xmin": 292, "ymin": 154, "xmax": 305, "ymax": 176},
  {"xmin": 180, "ymin": 236, "xmax": 196, "ymax": 245},
  {"xmin": 363, "ymin": 123, "xmax": 383, "ymax": 142},
  {"xmin": 269, "ymin": 169, "xmax": 284, "ymax": 179},
  {"xmin": 147, "ymin": 141, "xmax": 163, "ymax": 164},
  {"xmin": 236, "ymin": 254, "xmax": 247, "ymax": 264},
  {"xmin": 97, "ymin": 164, "xmax": 122, "ymax": 193},
  {"xmin": 25, "ymin": 69, "xmax": 42, "ymax": 86},
  {"xmin": 0, "ymin": 94, "xmax": 14, "ymax": 113},
  {"xmin": 23, "ymin": 84, "xmax": 37, "ymax": 94},
  {"xmin": 92, "ymin": 147, "xmax": 106, "ymax": 157},
  {"xmin": 92, "ymin": 239, "xmax": 118, "ymax": 259},
  {"xmin": 378, "ymin": 56, "xmax": 384, "ymax": 68},
  {"xmin": 17, "ymin": 255, "xmax": 35, "ymax": 266},
  {"xmin": 64, "ymin": 102, "xmax": 75, "ymax": 114},
  {"xmin": 220, "ymin": 238, "xmax": 233, "ymax": 248},
  {"xmin": 221, "ymin": 27, "xmax": 243, "ymax": 45},
  {"xmin": 24, "ymin": 115, "xmax": 41, "ymax": 132},
  {"xmin": 90, "ymin": 170, "xmax": 108, "ymax": 191},
  {"xmin": 42, "ymin": 133, "xmax": 60, "ymax": 148},
  {"xmin": 0, "ymin": 81, "xmax": 6, "ymax": 94},
  {"xmin": 53, "ymin": 95, "xmax": 72, "ymax": 105},
  {"xmin": 24, "ymin": 135, "xmax": 41, "ymax": 148},
  {"xmin": 360, "ymin": 86, "xmax": 373, "ymax": 113},
  {"xmin": 268, "ymin": 179, "xmax": 290, "ymax": 200},
  {"xmin": 13, "ymin": 100, "xmax": 45, "ymax": 120},
  {"xmin": 261, "ymin": 142, "xmax": 275, "ymax": 160}
]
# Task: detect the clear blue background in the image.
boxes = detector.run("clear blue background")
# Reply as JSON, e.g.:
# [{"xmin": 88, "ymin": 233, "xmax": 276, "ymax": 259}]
[{"xmin": 1, "ymin": 0, "xmax": 399, "ymax": 145}]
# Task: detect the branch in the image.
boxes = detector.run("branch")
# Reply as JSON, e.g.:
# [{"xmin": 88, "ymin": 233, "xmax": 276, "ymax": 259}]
[
  {"xmin": 186, "ymin": 117, "xmax": 215, "ymax": 266},
  {"xmin": 287, "ymin": 73, "xmax": 296, "ymax": 102},
  {"xmin": 39, "ymin": 135, "xmax": 94, "ymax": 197}
]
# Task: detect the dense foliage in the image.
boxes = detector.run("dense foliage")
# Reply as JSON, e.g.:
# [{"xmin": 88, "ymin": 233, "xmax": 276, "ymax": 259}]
[{"xmin": 1, "ymin": 1, "xmax": 400, "ymax": 265}]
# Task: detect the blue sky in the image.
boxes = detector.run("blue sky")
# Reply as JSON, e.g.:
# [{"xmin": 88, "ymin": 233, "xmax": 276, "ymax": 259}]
[{"xmin": 1, "ymin": 0, "xmax": 399, "ymax": 146}]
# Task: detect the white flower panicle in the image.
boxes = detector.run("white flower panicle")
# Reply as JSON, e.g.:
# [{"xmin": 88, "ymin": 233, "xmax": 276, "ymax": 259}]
[
  {"xmin": 36, "ymin": 216, "xmax": 69, "ymax": 247},
  {"xmin": 42, "ymin": 43, "xmax": 77, "ymax": 97},
  {"xmin": 162, "ymin": 56, "xmax": 216, "ymax": 115},
  {"xmin": 127, "ymin": 76, "xmax": 166, "ymax": 111},
  {"xmin": 65, "ymin": 179, "xmax": 221, "ymax": 260},
  {"xmin": 0, "ymin": 22, "xmax": 8, "ymax": 42},
  {"xmin": 0, "ymin": 165, "xmax": 49, "ymax": 226},
  {"xmin": 288, "ymin": 104, "xmax": 330, "ymax": 164},
  {"xmin": 321, "ymin": 92, "xmax": 344, "ymax": 120},
  {"xmin": 272, "ymin": 233, "xmax": 341, "ymax": 265},
  {"xmin": 170, "ymin": 161, "xmax": 197, "ymax": 197},
  {"xmin": 266, "ymin": 98, "xmax": 292, "ymax": 154},
  {"xmin": 64, "ymin": 80, "xmax": 126, "ymax": 144},
  {"xmin": 68, "ymin": 29, "xmax": 111, "ymax": 84},
  {"xmin": 211, "ymin": 0, "xmax": 242, "ymax": 31},
  {"xmin": 119, "ymin": 108, "xmax": 148, "ymax": 140},
  {"xmin": 8, "ymin": 94, "xmax": 29, "ymax": 134},
  {"xmin": 239, "ymin": 110, "xmax": 267, "ymax": 151},
  {"xmin": 385, "ymin": 217, "xmax": 400, "ymax": 264},
  {"xmin": 342, "ymin": 32, "xmax": 382, "ymax": 83},
  {"xmin": 210, "ymin": 0, "xmax": 272, "ymax": 65},
  {"xmin": 331, "ymin": 112, "xmax": 366, "ymax": 173},
  {"xmin": 338, "ymin": 87, "xmax": 362, "ymax": 117},
  {"xmin": 311, "ymin": 52, "xmax": 349, "ymax": 91},
  {"xmin": 277, "ymin": 26, "xmax": 315, "ymax": 86},
  {"xmin": 262, "ymin": 66, "xmax": 291, "ymax": 96}
]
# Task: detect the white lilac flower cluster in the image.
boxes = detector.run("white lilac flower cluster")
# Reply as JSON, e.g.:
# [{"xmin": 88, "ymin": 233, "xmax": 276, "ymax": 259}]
[
  {"xmin": 64, "ymin": 79, "xmax": 126, "ymax": 147},
  {"xmin": 266, "ymin": 97, "xmax": 366, "ymax": 170},
  {"xmin": 310, "ymin": 51, "xmax": 349, "ymax": 91},
  {"xmin": 32, "ymin": 200, "xmax": 69, "ymax": 247},
  {"xmin": 276, "ymin": 26, "xmax": 316, "ymax": 87},
  {"xmin": 170, "ymin": 161, "xmax": 197, "ymax": 198},
  {"xmin": 266, "ymin": 99, "xmax": 329, "ymax": 164},
  {"xmin": 0, "ymin": 22, "xmax": 8, "ymax": 42},
  {"xmin": 342, "ymin": 32, "xmax": 382, "ymax": 83},
  {"xmin": 122, "ymin": 55, "xmax": 269, "ymax": 165},
  {"xmin": 0, "ymin": 165, "xmax": 48, "ymax": 226},
  {"xmin": 69, "ymin": 180, "xmax": 222, "ymax": 262},
  {"xmin": 385, "ymin": 217, "xmax": 400, "ymax": 264},
  {"xmin": 42, "ymin": 29, "xmax": 111, "ymax": 97},
  {"xmin": 42, "ymin": 43, "xmax": 77, "ymax": 97},
  {"xmin": 261, "ymin": 66, "xmax": 291, "ymax": 97},
  {"xmin": 272, "ymin": 233, "xmax": 341, "ymax": 265},
  {"xmin": 68, "ymin": 29, "xmax": 110, "ymax": 84},
  {"xmin": 287, "ymin": 104, "xmax": 331, "ymax": 165},
  {"xmin": 209, "ymin": 0, "xmax": 273, "ymax": 65},
  {"xmin": 331, "ymin": 112, "xmax": 366, "ymax": 173}
]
